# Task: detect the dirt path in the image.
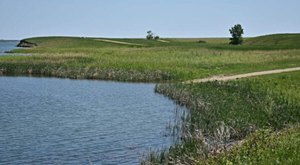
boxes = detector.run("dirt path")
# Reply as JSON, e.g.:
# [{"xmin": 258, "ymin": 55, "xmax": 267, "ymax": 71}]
[
  {"xmin": 157, "ymin": 39, "xmax": 170, "ymax": 43},
  {"xmin": 95, "ymin": 39, "xmax": 143, "ymax": 46},
  {"xmin": 186, "ymin": 67, "xmax": 300, "ymax": 83}
]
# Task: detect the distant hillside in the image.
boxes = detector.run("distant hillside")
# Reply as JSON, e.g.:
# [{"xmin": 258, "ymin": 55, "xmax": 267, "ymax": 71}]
[
  {"xmin": 17, "ymin": 36, "xmax": 173, "ymax": 48},
  {"xmin": 244, "ymin": 33, "xmax": 300, "ymax": 49},
  {"xmin": 17, "ymin": 34, "xmax": 300, "ymax": 50}
]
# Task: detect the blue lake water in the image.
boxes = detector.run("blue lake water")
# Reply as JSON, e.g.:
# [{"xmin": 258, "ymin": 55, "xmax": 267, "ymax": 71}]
[
  {"xmin": 0, "ymin": 77, "xmax": 182, "ymax": 164},
  {"xmin": 0, "ymin": 41, "xmax": 184, "ymax": 164},
  {"xmin": 0, "ymin": 40, "xmax": 19, "ymax": 55}
]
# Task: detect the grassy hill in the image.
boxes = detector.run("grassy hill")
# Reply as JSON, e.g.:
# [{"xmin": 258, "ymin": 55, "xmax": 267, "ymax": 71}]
[
  {"xmin": 244, "ymin": 33, "xmax": 300, "ymax": 49},
  {"xmin": 1, "ymin": 34, "xmax": 299, "ymax": 82},
  {"xmin": 18, "ymin": 33, "xmax": 300, "ymax": 50},
  {"xmin": 21, "ymin": 36, "xmax": 199, "ymax": 48}
]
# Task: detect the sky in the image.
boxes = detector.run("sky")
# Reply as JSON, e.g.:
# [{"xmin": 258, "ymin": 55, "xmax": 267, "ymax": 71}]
[{"xmin": 0, "ymin": 0, "xmax": 299, "ymax": 39}]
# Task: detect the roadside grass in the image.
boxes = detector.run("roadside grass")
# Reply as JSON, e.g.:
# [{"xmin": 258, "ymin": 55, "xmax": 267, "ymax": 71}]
[
  {"xmin": 150, "ymin": 71, "xmax": 300, "ymax": 164},
  {"xmin": 1, "ymin": 36, "xmax": 300, "ymax": 82}
]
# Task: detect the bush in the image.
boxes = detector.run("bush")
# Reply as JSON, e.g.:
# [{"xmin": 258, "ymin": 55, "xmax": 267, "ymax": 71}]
[{"xmin": 198, "ymin": 40, "xmax": 207, "ymax": 44}]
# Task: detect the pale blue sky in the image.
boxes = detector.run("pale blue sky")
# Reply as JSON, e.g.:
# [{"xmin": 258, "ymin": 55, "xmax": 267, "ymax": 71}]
[{"xmin": 0, "ymin": 0, "xmax": 299, "ymax": 39}]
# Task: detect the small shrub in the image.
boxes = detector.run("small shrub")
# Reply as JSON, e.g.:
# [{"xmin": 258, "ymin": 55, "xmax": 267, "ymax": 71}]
[{"xmin": 198, "ymin": 40, "xmax": 207, "ymax": 44}]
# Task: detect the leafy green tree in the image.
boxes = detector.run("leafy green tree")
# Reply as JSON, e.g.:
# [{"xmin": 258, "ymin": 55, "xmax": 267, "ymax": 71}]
[
  {"xmin": 146, "ymin": 30, "xmax": 154, "ymax": 40},
  {"xmin": 229, "ymin": 24, "xmax": 244, "ymax": 45}
]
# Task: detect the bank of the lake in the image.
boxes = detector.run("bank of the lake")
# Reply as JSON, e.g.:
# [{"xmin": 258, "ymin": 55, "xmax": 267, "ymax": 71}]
[
  {"xmin": 150, "ymin": 71, "xmax": 300, "ymax": 164},
  {"xmin": 2, "ymin": 35, "xmax": 300, "ymax": 82}
]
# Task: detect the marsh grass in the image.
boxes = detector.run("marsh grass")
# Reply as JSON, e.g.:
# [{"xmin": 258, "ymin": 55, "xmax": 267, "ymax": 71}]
[
  {"xmin": 203, "ymin": 125, "xmax": 300, "ymax": 165},
  {"xmin": 144, "ymin": 71, "xmax": 300, "ymax": 164},
  {"xmin": 140, "ymin": 149, "xmax": 170, "ymax": 165},
  {"xmin": 1, "ymin": 36, "xmax": 300, "ymax": 81}
]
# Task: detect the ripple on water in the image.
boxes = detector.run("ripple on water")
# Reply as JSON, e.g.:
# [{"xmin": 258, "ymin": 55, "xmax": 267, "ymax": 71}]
[{"xmin": 0, "ymin": 77, "xmax": 185, "ymax": 164}]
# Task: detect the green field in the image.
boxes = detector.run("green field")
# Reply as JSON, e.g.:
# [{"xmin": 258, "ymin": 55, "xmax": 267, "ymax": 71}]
[
  {"xmin": 152, "ymin": 71, "xmax": 300, "ymax": 164},
  {"xmin": 1, "ymin": 34, "xmax": 300, "ymax": 164},
  {"xmin": 1, "ymin": 34, "xmax": 300, "ymax": 82}
]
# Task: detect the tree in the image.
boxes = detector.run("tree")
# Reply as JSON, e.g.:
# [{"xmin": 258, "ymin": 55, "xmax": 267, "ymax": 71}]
[
  {"xmin": 146, "ymin": 30, "xmax": 161, "ymax": 40},
  {"xmin": 229, "ymin": 24, "xmax": 244, "ymax": 45},
  {"xmin": 146, "ymin": 30, "xmax": 154, "ymax": 40}
]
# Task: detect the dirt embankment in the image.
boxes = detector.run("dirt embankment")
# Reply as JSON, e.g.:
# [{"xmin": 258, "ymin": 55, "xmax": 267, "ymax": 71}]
[{"xmin": 17, "ymin": 40, "xmax": 38, "ymax": 48}]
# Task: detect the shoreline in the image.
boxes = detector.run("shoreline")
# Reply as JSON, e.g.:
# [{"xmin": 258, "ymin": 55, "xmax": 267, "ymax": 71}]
[
  {"xmin": 2, "ymin": 66, "xmax": 300, "ymax": 83},
  {"xmin": 0, "ymin": 68, "xmax": 174, "ymax": 83},
  {"xmin": 1, "ymin": 36, "xmax": 300, "ymax": 164}
]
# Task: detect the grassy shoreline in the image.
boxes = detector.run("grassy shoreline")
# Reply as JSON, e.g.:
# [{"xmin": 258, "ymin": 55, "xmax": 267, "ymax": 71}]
[
  {"xmin": 148, "ymin": 71, "xmax": 300, "ymax": 164},
  {"xmin": 1, "ymin": 35, "xmax": 300, "ymax": 82},
  {"xmin": 1, "ymin": 34, "xmax": 300, "ymax": 164},
  {"xmin": 203, "ymin": 125, "xmax": 300, "ymax": 164}
]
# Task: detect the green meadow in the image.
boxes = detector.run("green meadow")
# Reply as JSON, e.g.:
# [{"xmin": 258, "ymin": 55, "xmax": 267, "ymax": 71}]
[
  {"xmin": 1, "ymin": 33, "xmax": 300, "ymax": 164},
  {"xmin": 1, "ymin": 34, "xmax": 300, "ymax": 82}
]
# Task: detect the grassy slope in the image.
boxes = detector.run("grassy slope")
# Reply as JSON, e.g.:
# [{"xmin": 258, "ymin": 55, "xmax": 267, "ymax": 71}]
[
  {"xmin": 206, "ymin": 33, "xmax": 300, "ymax": 50},
  {"xmin": 245, "ymin": 33, "xmax": 300, "ymax": 49},
  {"xmin": 154, "ymin": 71, "xmax": 300, "ymax": 164},
  {"xmin": 1, "ymin": 34, "xmax": 300, "ymax": 82}
]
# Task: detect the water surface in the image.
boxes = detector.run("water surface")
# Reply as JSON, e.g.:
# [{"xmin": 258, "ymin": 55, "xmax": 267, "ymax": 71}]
[
  {"xmin": 0, "ymin": 40, "xmax": 19, "ymax": 55},
  {"xmin": 0, "ymin": 77, "xmax": 182, "ymax": 164}
]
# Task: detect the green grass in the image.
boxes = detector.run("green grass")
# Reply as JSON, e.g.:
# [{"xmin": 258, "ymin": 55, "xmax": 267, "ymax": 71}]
[
  {"xmin": 167, "ymin": 38, "xmax": 229, "ymax": 44},
  {"xmin": 204, "ymin": 33, "xmax": 300, "ymax": 51},
  {"xmin": 203, "ymin": 126, "xmax": 300, "ymax": 165},
  {"xmin": 1, "ymin": 34, "xmax": 300, "ymax": 82},
  {"xmin": 245, "ymin": 33, "xmax": 300, "ymax": 49},
  {"xmin": 153, "ymin": 71, "xmax": 300, "ymax": 164}
]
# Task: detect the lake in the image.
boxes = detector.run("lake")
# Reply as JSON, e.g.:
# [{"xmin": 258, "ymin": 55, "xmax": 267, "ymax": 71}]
[
  {"xmin": 0, "ymin": 41, "xmax": 184, "ymax": 164},
  {"xmin": 0, "ymin": 77, "xmax": 183, "ymax": 164},
  {"xmin": 0, "ymin": 40, "xmax": 19, "ymax": 56}
]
